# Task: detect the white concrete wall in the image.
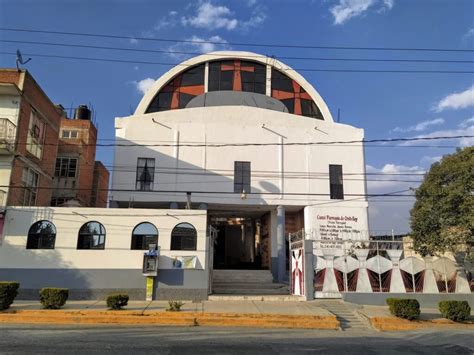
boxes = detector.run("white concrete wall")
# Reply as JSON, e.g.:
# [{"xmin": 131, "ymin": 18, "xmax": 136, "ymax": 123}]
[
  {"xmin": 0, "ymin": 207, "xmax": 208, "ymax": 270},
  {"xmin": 112, "ymin": 106, "xmax": 368, "ymax": 210}
]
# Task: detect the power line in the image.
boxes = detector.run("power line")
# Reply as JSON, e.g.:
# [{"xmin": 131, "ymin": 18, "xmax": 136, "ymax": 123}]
[
  {"xmin": 3, "ymin": 39, "xmax": 474, "ymax": 64},
  {"xmin": 1, "ymin": 27, "xmax": 473, "ymax": 53},
  {"xmin": 1, "ymin": 185, "xmax": 414, "ymax": 197},
  {"xmin": 8, "ymin": 134, "xmax": 474, "ymax": 148},
  {"xmin": 2, "ymin": 51, "xmax": 473, "ymax": 74}
]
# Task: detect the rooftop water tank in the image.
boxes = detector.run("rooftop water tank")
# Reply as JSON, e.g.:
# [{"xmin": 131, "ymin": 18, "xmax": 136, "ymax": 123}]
[{"xmin": 74, "ymin": 105, "xmax": 91, "ymax": 120}]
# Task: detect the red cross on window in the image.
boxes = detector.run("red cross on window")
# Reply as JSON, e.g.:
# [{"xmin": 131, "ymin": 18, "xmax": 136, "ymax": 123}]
[
  {"xmin": 220, "ymin": 60, "xmax": 255, "ymax": 91},
  {"xmin": 272, "ymin": 81, "xmax": 312, "ymax": 115},
  {"xmin": 161, "ymin": 75, "xmax": 204, "ymax": 109}
]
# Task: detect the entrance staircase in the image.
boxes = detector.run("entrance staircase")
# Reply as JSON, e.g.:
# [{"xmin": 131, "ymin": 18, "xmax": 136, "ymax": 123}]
[{"xmin": 211, "ymin": 270, "xmax": 289, "ymax": 296}]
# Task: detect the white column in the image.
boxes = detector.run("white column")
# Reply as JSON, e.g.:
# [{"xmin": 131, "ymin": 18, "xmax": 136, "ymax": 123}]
[{"xmin": 386, "ymin": 249, "xmax": 406, "ymax": 293}]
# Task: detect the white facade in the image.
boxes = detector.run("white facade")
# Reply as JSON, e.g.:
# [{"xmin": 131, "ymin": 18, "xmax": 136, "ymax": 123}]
[{"xmin": 0, "ymin": 207, "xmax": 209, "ymax": 299}]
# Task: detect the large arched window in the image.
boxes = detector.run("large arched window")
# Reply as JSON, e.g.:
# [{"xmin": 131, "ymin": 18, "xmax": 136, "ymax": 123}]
[
  {"xmin": 170, "ymin": 223, "xmax": 197, "ymax": 251},
  {"xmin": 26, "ymin": 220, "xmax": 56, "ymax": 249},
  {"xmin": 208, "ymin": 60, "xmax": 266, "ymax": 94},
  {"xmin": 131, "ymin": 222, "xmax": 159, "ymax": 250},
  {"xmin": 146, "ymin": 64, "xmax": 205, "ymax": 113},
  {"xmin": 77, "ymin": 221, "xmax": 106, "ymax": 250},
  {"xmin": 271, "ymin": 68, "xmax": 323, "ymax": 119}
]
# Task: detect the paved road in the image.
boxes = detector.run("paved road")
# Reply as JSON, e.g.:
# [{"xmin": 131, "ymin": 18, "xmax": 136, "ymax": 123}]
[{"xmin": 0, "ymin": 325, "xmax": 472, "ymax": 354}]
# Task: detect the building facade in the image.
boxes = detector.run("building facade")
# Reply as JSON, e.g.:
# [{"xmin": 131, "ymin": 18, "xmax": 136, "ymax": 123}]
[
  {"xmin": 111, "ymin": 51, "xmax": 369, "ymax": 286},
  {"xmin": 0, "ymin": 69, "xmax": 61, "ymax": 209},
  {"xmin": 51, "ymin": 105, "xmax": 109, "ymax": 207}
]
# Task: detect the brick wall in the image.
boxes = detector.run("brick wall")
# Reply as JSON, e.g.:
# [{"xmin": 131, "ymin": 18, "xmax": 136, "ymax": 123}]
[{"xmin": 0, "ymin": 70, "xmax": 60, "ymax": 206}]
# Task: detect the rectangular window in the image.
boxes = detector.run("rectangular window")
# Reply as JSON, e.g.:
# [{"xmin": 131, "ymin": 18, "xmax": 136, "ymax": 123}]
[
  {"xmin": 234, "ymin": 161, "xmax": 251, "ymax": 193},
  {"xmin": 62, "ymin": 130, "xmax": 79, "ymax": 139},
  {"xmin": 26, "ymin": 111, "xmax": 45, "ymax": 159},
  {"xmin": 55, "ymin": 157, "xmax": 78, "ymax": 178},
  {"xmin": 136, "ymin": 158, "xmax": 155, "ymax": 191},
  {"xmin": 329, "ymin": 164, "xmax": 344, "ymax": 200},
  {"xmin": 21, "ymin": 168, "xmax": 39, "ymax": 206}
]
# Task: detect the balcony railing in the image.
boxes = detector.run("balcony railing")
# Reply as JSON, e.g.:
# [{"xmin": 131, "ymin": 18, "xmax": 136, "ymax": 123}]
[{"xmin": 0, "ymin": 118, "xmax": 16, "ymax": 153}]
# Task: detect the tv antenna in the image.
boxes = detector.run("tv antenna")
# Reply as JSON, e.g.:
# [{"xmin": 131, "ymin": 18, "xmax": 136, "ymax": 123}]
[{"xmin": 16, "ymin": 49, "xmax": 31, "ymax": 71}]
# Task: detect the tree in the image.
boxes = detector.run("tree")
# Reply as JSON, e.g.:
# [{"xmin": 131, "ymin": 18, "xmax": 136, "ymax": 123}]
[{"xmin": 410, "ymin": 146, "xmax": 473, "ymax": 257}]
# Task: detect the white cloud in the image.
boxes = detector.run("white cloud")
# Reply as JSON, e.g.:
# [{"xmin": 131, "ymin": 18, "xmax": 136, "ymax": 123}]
[
  {"xmin": 420, "ymin": 155, "xmax": 442, "ymax": 165},
  {"xmin": 330, "ymin": 0, "xmax": 393, "ymax": 25},
  {"xmin": 181, "ymin": 3, "xmax": 238, "ymax": 30},
  {"xmin": 366, "ymin": 162, "xmax": 420, "ymax": 234},
  {"xmin": 135, "ymin": 78, "xmax": 156, "ymax": 94},
  {"xmin": 459, "ymin": 117, "xmax": 474, "ymax": 128},
  {"xmin": 391, "ymin": 118, "xmax": 444, "ymax": 133},
  {"xmin": 434, "ymin": 85, "xmax": 474, "ymax": 112},
  {"xmin": 366, "ymin": 163, "xmax": 424, "ymax": 191},
  {"xmin": 166, "ymin": 35, "xmax": 230, "ymax": 59},
  {"xmin": 154, "ymin": 10, "xmax": 180, "ymax": 31},
  {"xmin": 463, "ymin": 28, "xmax": 474, "ymax": 41},
  {"xmin": 400, "ymin": 124, "xmax": 474, "ymax": 147}
]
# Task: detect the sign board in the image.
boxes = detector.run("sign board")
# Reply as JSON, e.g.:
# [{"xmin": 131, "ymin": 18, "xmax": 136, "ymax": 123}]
[
  {"xmin": 304, "ymin": 206, "xmax": 369, "ymax": 250},
  {"xmin": 290, "ymin": 248, "xmax": 305, "ymax": 296},
  {"xmin": 146, "ymin": 276, "xmax": 154, "ymax": 301},
  {"xmin": 172, "ymin": 256, "xmax": 197, "ymax": 269}
]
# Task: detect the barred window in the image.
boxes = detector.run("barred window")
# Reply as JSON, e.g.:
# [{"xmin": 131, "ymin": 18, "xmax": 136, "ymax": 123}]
[
  {"xmin": 136, "ymin": 158, "xmax": 155, "ymax": 191},
  {"xmin": 77, "ymin": 221, "xmax": 106, "ymax": 250},
  {"xmin": 170, "ymin": 223, "xmax": 197, "ymax": 251},
  {"xmin": 329, "ymin": 164, "xmax": 344, "ymax": 200},
  {"xmin": 209, "ymin": 60, "xmax": 266, "ymax": 94},
  {"xmin": 26, "ymin": 110, "xmax": 45, "ymax": 159},
  {"xmin": 55, "ymin": 157, "xmax": 78, "ymax": 178},
  {"xmin": 22, "ymin": 168, "xmax": 39, "ymax": 206},
  {"xmin": 26, "ymin": 220, "xmax": 56, "ymax": 249},
  {"xmin": 131, "ymin": 222, "xmax": 159, "ymax": 250}
]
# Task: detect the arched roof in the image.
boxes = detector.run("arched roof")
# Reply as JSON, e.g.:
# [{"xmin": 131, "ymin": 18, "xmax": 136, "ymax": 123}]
[{"xmin": 135, "ymin": 51, "xmax": 334, "ymax": 122}]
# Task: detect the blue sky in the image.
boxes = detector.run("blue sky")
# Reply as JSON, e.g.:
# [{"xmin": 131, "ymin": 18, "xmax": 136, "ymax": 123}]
[{"xmin": 1, "ymin": 0, "xmax": 473, "ymax": 233}]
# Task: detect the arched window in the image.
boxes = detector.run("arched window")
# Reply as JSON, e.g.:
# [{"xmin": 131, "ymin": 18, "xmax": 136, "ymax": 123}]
[
  {"xmin": 131, "ymin": 222, "xmax": 159, "ymax": 250},
  {"xmin": 146, "ymin": 64, "xmax": 205, "ymax": 113},
  {"xmin": 26, "ymin": 220, "xmax": 56, "ymax": 249},
  {"xmin": 170, "ymin": 223, "xmax": 197, "ymax": 251},
  {"xmin": 77, "ymin": 221, "xmax": 106, "ymax": 250}
]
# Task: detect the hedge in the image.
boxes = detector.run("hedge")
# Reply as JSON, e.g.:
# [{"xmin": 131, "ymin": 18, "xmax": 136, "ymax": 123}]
[
  {"xmin": 0, "ymin": 282, "xmax": 20, "ymax": 311},
  {"xmin": 39, "ymin": 288, "xmax": 69, "ymax": 309},
  {"xmin": 438, "ymin": 301, "xmax": 471, "ymax": 322},
  {"xmin": 386, "ymin": 298, "xmax": 420, "ymax": 320},
  {"xmin": 107, "ymin": 294, "xmax": 129, "ymax": 310}
]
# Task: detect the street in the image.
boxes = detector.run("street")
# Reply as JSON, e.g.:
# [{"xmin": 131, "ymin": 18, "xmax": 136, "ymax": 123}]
[{"xmin": 0, "ymin": 325, "xmax": 472, "ymax": 354}]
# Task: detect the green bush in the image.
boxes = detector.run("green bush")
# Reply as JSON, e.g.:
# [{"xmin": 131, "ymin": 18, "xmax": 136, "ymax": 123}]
[
  {"xmin": 39, "ymin": 288, "xmax": 69, "ymax": 309},
  {"xmin": 166, "ymin": 300, "xmax": 184, "ymax": 312},
  {"xmin": 106, "ymin": 294, "xmax": 129, "ymax": 310},
  {"xmin": 0, "ymin": 282, "xmax": 20, "ymax": 311},
  {"xmin": 386, "ymin": 298, "xmax": 420, "ymax": 320},
  {"xmin": 438, "ymin": 301, "xmax": 471, "ymax": 322}
]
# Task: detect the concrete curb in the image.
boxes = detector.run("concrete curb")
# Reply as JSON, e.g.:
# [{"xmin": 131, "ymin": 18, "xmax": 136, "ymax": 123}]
[
  {"xmin": 0, "ymin": 310, "xmax": 339, "ymax": 329},
  {"xmin": 369, "ymin": 316, "xmax": 474, "ymax": 331}
]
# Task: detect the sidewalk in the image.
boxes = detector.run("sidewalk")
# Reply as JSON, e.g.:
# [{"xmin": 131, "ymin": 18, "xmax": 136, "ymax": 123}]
[
  {"xmin": 357, "ymin": 305, "xmax": 474, "ymax": 331},
  {"xmin": 0, "ymin": 300, "xmax": 339, "ymax": 329}
]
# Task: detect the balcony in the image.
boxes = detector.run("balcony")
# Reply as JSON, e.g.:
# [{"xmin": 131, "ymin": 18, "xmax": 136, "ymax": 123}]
[
  {"xmin": 0, "ymin": 189, "xmax": 6, "ymax": 211},
  {"xmin": 0, "ymin": 118, "xmax": 16, "ymax": 154}
]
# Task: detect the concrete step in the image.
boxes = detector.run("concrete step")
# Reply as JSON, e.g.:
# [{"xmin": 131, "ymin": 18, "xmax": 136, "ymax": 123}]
[
  {"xmin": 212, "ymin": 288, "xmax": 289, "ymax": 295},
  {"xmin": 208, "ymin": 295, "xmax": 305, "ymax": 302},
  {"xmin": 212, "ymin": 282, "xmax": 287, "ymax": 290}
]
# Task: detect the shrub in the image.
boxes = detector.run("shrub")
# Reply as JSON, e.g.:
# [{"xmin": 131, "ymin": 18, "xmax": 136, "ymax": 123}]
[
  {"xmin": 438, "ymin": 301, "xmax": 471, "ymax": 322},
  {"xmin": 0, "ymin": 282, "xmax": 20, "ymax": 311},
  {"xmin": 386, "ymin": 298, "xmax": 420, "ymax": 320},
  {"xmin": 39, "ymin": 288, "xmax": 69, "ymax": 309},
  {"xmin": 166, "ymin": 300, "xmax": 184, "ymax": 312},
  {"xmin": 107, "ymin": 294, "xmax": 129, "ymax": 310}
]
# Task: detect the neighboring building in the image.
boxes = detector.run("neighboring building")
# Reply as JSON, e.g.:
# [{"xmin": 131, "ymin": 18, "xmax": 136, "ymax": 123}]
[
  {"xmin": 51, "ymin": 105, "xmax": 109, "ymax": 207},
  {"xmin": 111, "ymin": 51, "xmax": 370, "ymax": 287},
  {"xmin": 0, "ymin": 69, "xmax": 61, "ymax": 209}
]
